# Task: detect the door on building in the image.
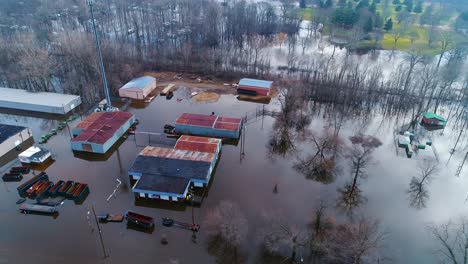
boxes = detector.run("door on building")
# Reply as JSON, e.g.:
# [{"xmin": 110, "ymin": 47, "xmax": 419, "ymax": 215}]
[{"xmin": 82, "ymin": 144, "xmax": 92, "ymax": 152}]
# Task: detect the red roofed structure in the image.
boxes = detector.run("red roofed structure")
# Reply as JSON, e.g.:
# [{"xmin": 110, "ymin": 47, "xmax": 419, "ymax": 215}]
[
  {"xmin": 175, "ymin": 113, "xmax": 242, "ymax": 139},
  {"xmin": 71, "ymin": 112, "xmax": 136, "ymax": 153}
]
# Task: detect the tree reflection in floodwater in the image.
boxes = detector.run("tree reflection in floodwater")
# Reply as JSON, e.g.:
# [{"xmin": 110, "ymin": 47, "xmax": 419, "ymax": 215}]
[{"xmin": 407, "ymin": 159, "xmax": 439, "ymax": 209}]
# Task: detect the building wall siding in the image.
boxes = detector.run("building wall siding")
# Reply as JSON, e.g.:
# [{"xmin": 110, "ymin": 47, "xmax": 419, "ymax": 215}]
[
  {"xmin": 175, "ymin": 124, "xmax": 240, "ymax": 139},
  {"xmin": 0, "ymin": 128, "xmax": 32, "ymax": 158}
]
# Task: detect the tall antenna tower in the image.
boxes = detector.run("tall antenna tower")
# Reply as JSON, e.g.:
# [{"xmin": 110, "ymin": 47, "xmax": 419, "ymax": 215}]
[{"xmin": 87, "ymin": 0, "xmax": 112, "ymax": 110}]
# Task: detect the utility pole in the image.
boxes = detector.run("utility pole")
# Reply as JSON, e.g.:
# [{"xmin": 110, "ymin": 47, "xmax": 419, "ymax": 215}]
[
  {"xmin": 91, "ymin": 205, "xmax": 108, "ymax": 258},
  {"xmin": 87, "ymin": 0, "xmax": 112, "ymax": 110}
]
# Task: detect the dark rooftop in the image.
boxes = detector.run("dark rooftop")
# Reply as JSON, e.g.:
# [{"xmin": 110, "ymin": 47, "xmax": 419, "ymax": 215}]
[
  {"xmin": 133, "ymin": 174, "xmax": 190, "ymax": 195},
  {"xmin": 130, "ymin": 155, "xmax": 211, "ymax": 181},
  {"xmin": 0, "ymin": 124, "xmax": 27, "ymax": 144}
]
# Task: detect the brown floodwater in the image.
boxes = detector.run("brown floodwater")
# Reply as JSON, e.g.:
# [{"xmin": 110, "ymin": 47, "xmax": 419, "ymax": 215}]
[{"xmin": 0, "ymin": 87, "xmax": 467, "ymax": 264}]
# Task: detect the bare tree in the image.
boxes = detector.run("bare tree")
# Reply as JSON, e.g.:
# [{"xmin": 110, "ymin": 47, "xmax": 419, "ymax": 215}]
[
  {"xmin": 407, "ymin": 159, "xmax": 439, "ymax": 209},
  {"xmin": 338, "ymin": 135, "xmax": 382, "ymax": 212},
  {"xmin": 257, "ymin": 212, "xmax": 309, "ymax": 263},
  {"xmin": 428, "ymin": 217, "xmax": 468, "ymax": 264},
  {"xmin": 294, "ymin": 128, "xmax": 343, "ymax": 184},
  {"xmin": 204, "ymin": 200, "xmax": 248, "ymax": 263},
  {"xmin": 325, "ymin": 218, "xmax": 387, "ymax": 264}
]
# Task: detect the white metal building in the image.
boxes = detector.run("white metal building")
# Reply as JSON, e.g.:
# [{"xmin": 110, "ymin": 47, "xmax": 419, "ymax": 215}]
[
  {"xmin": 0, "ymin": 124, "xmax": 32, "ymax": 159},
  {"xmin": 0, "ymin": 87, "xmax": 81, "ymax": 114},
  {"xmin": 118, "ymin": 76, "xmax": 157, "ymax": 100}
]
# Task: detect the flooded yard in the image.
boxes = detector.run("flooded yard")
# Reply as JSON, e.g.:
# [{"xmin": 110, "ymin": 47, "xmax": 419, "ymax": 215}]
[{"xmin": 0, "ymin": 87, "xmax": 467, "ymax": 264}]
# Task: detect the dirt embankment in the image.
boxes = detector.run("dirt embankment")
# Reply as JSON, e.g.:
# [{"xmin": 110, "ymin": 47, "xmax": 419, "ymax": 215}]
[
  {"xmin": 143, "ymin": 71, "xmax": 278, "ymax": 102},
  {"xmin": 143, "ymin": 71, "xmax": 238, "ymax": 94}
]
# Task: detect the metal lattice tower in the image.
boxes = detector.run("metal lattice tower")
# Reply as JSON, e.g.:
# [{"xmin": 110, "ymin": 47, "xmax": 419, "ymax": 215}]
[{"xmin": 87, "ymin": 0, "xmax": 112, "ymax": 110}]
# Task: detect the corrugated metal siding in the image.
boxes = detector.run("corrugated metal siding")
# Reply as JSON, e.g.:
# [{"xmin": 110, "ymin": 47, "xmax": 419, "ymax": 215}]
[
  {"xmin": 238, "ymin": 86, "xmax": 269, "ymax": 96},
  {"xmin": 175, "ymin": 113, "xmax": 217, "ymax": 127},
  {"xmin": 238, "ymin": 78, "xmax": 273, "ymax": 89}
]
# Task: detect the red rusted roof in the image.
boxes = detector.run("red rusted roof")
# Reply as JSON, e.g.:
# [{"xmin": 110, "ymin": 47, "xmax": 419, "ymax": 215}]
[
  {"xmin": 140, "ymin": 146, "xmax": 215, "ymax": 163},
  {"xmin": 175, "ymin": 113, "xmax": 242, "ymax": 132},
  {"xmin": 72, "ymin": 112, "xmax": 134, "ymax": 144},
  {"xmin": 75, "ymin": 112, "xmax": 102, "ymax": 129},
  {"xmin": 175, "ymin": 135, "xmax": 221, "ymax": 153},
  {"xmin": 214, "ymin": 122, "xmax": 241, "ymax": 131},
  {"xmin": 175, "ymin": 113, "xmax": 217, "ymax": 127}
]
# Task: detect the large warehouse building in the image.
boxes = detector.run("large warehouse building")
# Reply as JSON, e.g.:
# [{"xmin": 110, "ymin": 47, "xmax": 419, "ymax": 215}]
[
  {"xmin": 118, "ymin": 76, "xmax": 157, "ymax": 100},
  {"xmin": 71, "ymin": 112, "xmax": 135, "ymax": 154},
  {"xmin": 0, "ymin": 124, "xmax": 32, "ymax": 159},
  {"xmin": 0, "ymin": 87, "xmax": 81, "ymax": 114},
  {"xmin": 175, "ymin": 113, "xmax": 242, "ymax": 139},
  {"xmin": 237, "ymin": 78, "xmax": 274, "ymax": 96},
  {"xmin": 129, "ymin": 135, "xmax": 222, "ymax": 201}
]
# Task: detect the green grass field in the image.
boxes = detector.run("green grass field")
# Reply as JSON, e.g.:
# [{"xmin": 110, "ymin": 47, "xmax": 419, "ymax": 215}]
[{"xmin": 296, "ymin": 1, "xmax": 468, "ymax": 54}]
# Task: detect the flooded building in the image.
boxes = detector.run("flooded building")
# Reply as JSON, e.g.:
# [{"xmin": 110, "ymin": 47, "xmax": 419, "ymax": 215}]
[
  {"xmin": 129, "ymin": 135, "xmax": 222, "ymax": 201},
  {"xmin": 18, "ymin": 146, "xmax": 51, "ymax": 164},
  {"xmin": 421, "ymin": 112, "xmax": 447, "ymax": 127},
  {"xmin": 0, "ymin": 87, "xmax": 81, "ymax": 114},
  {"xmin": 0, "ymin": 124, "xmax": 32, "ymax": 159},
  {"xmin": 71, "ymin": 112, "xmax": 135, "ymax": 154},
  {"xmin": 237, "ymin": 78, "xmax": 273, "ymax": 96},
  {"xmin": 118, "ymin": 76, "xmax": 157, "ymax": 100},
  {"xmin": 175, "ymin": 113, "xmax": 242, "ymax": 139}
]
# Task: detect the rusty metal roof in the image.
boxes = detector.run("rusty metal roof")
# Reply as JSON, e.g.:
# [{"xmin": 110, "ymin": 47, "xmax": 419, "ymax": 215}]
[
  {"xmin": 140, "ymin": 146, "xmax": 215, "ymax": 163},
  {"xmin": 175, "ymin": 113, "xmax": 242, "ymax": 132},
  {"xmin": 72, "ymin": 112, "xmax": 134, "ymax": 144},
  {"xmin": 175, "ymin": 135, "xmax": 221, "ymax": 153}
]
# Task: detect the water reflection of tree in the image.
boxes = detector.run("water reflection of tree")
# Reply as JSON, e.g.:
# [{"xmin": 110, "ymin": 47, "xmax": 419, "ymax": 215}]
[
  {"xmin": 203, "ymin": 201, "xmax": 248, "ymax": 264},
  {"xmin": 294, "ymin": 129, "xmax": 342, "ymax": 184},
  {"xmin": 256, "ymin": 212, "xmax": 309, "ymax": 264},
  {"xmin": 266, "ymin": 85, "xmax": 311, "ymax": 158},
  {"xmin": 337, "ymin": 135, "xmax": 382, "ymax": 213},
  {"xmin": 428, "ymin": 217, "xmax": 468, "ymax": 264},
  {"xmin": 407, "ymin": 160, "xmax": 439, "ymax": 209}
]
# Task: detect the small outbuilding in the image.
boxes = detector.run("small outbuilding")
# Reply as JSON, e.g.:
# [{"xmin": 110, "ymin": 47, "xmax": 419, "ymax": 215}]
[
  {"xmin": 71, "ymin": 112, "xmax": 135, "ymax": 154},
  {"xmin": 0, "ymin": 124, "xmax": 32, "ymax": 159},
  {"xmin": 18, "ymin": 146, "xmax": 51, "ymax": 164},
  {"xmin": 129, "ymin": 135, "xmax": 222, "ymax": 201},
  {"xmin": 175, "ymin": 113, "xmax": 242, "ymax": 139},
  {"xmin": 237, "ymin": 78, "xmax": 273, "ymax": 96},
  {"xmin": 421, "ymin": 112, "xmax": 447, "ymax": 127},
  {"xmin": 118, "ymin": 76, "xmax": 157, "ymax": 100}
]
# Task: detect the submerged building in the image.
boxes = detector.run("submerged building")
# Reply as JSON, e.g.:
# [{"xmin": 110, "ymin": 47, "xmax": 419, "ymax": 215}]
[
  {"xmin": 0, "ymin": 87, "xmax": 81, "ymax": 114},
  {"xmin": 0, "ymin": 124, "xmax": 32, "ymax": 159},
  {"xmin": 175, "ymin": 113, "xmax": 242, "ymax": 139},
  {"xmin": 421, "ymin": 112, "xmax": 447, "ymax": 127},
  {"xmin": 118, "ymin": 76, "xmax": 157, "ymax": 100},
  {"xmin": 71, "ymin": 112, "xmax": 135, "ymax": 154},
  {"xmin": 129, "ymin": 135, "xmax": 222, "ymax": 201},
  {"xmin": 237, "ymin": 78, "xmax": 273, "ymax": 96}
]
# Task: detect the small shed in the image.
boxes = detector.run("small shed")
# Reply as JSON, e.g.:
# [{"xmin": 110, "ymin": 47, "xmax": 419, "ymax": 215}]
[
  {"xmin": 175, "ymin": 113, "xmax": 242, "ymax": 139},
  {"xmin": 129, "ymin": 136, "xmax": 222, "ymax": 201},
  {"xmin": 118, "ymin": 76, "xmax": 157, "ymax": 100},
  {"xmin": 71, "ymin": 112, "xmax": 135, "ymax": 154},
  {"xmin": 0, "ymin": 124, "xmax": 32, "ymax": 159},
  {"xmin": 422, "ymin": 112, "xmax": 446, "ymax": 127},
  {"xmin": 18, "ymin": 146, "xmax": 51, "ymax": 164},
  {"xmin": 237, "ymin": 78, "xmax": 273, "ymax": 96}
]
